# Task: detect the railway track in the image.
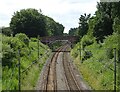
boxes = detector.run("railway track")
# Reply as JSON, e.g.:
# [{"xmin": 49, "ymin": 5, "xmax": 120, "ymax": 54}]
[
  {"xmin": 39, "ymin": 47, "xmax": 63, "ymax": 91},
  {"xmin": 37, "ymin": 45, "xmax": 89, "ymax": 91},
  {"xmin": 63, "ymin": 46, "xmax": 81, "ymax": 91}
]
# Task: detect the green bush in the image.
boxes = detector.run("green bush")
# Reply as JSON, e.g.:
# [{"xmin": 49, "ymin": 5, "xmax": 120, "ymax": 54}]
[
  {"xmin": 82, "ymin": 50, "xmax": 92, "ymax": 61},
  {"xmin": 105, "ymin": 48, "xmax": 114, "ymax": 59},
  {"xmin": 2, "ymin": 43, "xmax": 15, "ymax": 66},
  {"xmin": 2, "ymin": 27, "xmax": 12, "ymax": 36},
  {"xmin": 10, "ymin": 37, "xmax": 25, "ymax": 50},
  {"xmin": 71, "ymin": 43, "xmax": 79, "ymax": 58},
  {"xmin": 113, "ymin": 17, "xmax": 120, "ymax": 33},
  {"xmin": 103, "ymin": 33, "xmax": 118, "ymax": 60},
  {"xmin": 81, "ymin": 35, "xmax": 95, "ymax": 49},
  {"xmin": 103, "ymin": 33, "xmax": 118, "ymax": 49},
  {"xmin": 30, "ymin": 38, "xmax": 38, "ymax": 42},
  {"xmin": 15, "ymin": 33, "xmax": 29, "ymax": 46}
]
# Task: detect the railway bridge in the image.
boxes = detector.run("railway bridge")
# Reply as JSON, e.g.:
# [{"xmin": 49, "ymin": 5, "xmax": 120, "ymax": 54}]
[{"xmin": 40, "ymin": 36, "xmax": 79, "ymax": 44}]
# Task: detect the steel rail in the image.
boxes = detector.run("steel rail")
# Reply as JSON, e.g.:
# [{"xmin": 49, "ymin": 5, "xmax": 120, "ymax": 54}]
[{"xmin": 63, "ymin": 45, "xmax": 81, "ymax": 91}]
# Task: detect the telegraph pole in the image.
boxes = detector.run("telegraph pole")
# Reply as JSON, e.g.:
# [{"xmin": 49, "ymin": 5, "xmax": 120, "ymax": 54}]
[{"xmin": 79, "ymin": 38, "xmax": 82, "ymax": 63}]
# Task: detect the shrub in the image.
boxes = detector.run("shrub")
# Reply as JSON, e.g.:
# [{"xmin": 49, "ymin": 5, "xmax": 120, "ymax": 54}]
[
  {"xmin": 2, "ymin": 44, "xmax": 15, "ymax": 66},
  {"xmin": 15, "ymin": 33, "xmax": 29, "ymax": 46},
  {"xmin": 2, "ymin": 27, "xmax": 12, "ymax": 36},
  {"xmin": 105, "ymin": 48, "xmax": 114, "ymax": 59},
  {"xmin": 81, "ymin": 35, "xmax": 95, "ymax": 49},
  {"xmin": 30, "ymin": 38, "xmax": 38, "ymax": 42},
  {"xmin": 82, "ymin": 50, "xmax": 92, "ymax": 61},
  {"xmin": 103, "ymin": 33, "xmax": 118, "ymax": 49},
  {"xmin": 10, "ymin": 37, "xmax": 25, "ymax": 50}
]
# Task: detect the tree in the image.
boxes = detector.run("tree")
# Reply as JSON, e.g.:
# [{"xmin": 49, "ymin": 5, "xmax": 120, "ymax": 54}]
[
  {"xmin": 87, "ymin": 16, "xmax": 97, "ymax": 37},
  {"xmin": 45, "ymin": 16, "xmax": 64, "ymax": 36},
  {"xmin": 93, "ymin": 14, "xmax": 113, "ymax": 42},
  {"xmin": 53, "ymin": 22, "xmax": 64, "ymax": 36},
  {"xmin": 10, "ymin": 8, "xmax": 47, "ymax": 37},
  {"xmin": 78, "ymin": 13, "xmax": 91, "ymax": 38},
  {"xmin": 93, "ymin": 2, "xmax": 114, "ymax": 42},
  {"xmin": 2, "ymin": 27, "xmax": 12, "ymax": 36},
  {"xmin": 111, "ymin": 2, "xmax": 120, "ymax": 19},
  {"xmin": 68, "ymin": 28, "xmax": 78, "ymax": 36},
  {"xmin": 45, "ymin": 16, "xmax": 56, "ymax": 36}
]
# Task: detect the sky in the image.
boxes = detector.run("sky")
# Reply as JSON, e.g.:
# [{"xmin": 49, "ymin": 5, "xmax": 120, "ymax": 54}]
[{"xmin": 0, "ymin": 0, "xmax": 99, "ymax": 33}]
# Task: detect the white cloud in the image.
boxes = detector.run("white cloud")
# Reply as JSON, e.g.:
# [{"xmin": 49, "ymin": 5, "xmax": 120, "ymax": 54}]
[{"xmin": 0, "ymin": 0, "xmax": 99, "ymax": 33}]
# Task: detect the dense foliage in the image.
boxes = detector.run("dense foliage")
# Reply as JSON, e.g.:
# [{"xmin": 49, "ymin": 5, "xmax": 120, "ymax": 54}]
[
  {"xmin": 78, "ymin": 13, "xmax": 91, "ymax": 38},
  {"xmin": 70, "ymin": 1, "xmax": 120, "ymax": 90},
  {"xmin": 69, "ymin": 28, "xmax": 78, "ymax": 36},
  {"xmin": 10, "ymin": 8, "xmax": 47, "ymax": 37},
  {"xmin": 2, "ymin": 33, "xmax": 51, "ymax": 90},
  {"xmin": 10, "ymin": 8, "xmax": 64, "ymax": 37},
  {"xmin": 45, "ymin": 16, "xmax": 64, "ymax": 36},
  {"xmin": 71, "ymin": 33, "xmax": 118, "ymax": 90},
  {"xmin": 1, "ymin": 27, "xmax": 12, "ymax": 36}
]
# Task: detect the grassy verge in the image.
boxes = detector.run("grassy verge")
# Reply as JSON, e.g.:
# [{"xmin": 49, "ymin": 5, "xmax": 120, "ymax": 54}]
[
  {"xmin": 72, "ymin": 56, "xmax": 114, "ymax": 90},
  {"xmin": 70, "ymin": 33, "xmax": 118, "ymax": 90},
  {"xmin": 21, "ymin": 54, "xmax": 49, "ymax": 90}
]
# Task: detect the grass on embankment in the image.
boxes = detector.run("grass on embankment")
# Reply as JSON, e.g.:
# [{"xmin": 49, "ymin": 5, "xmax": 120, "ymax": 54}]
[
  {"xmin": 70, "ymin": 33, "xmax": 119, "ymax": 90},
  {"xmin": 2, "ymin": 33, "xmax": 51, "ymax": 90},
  {"xmin": 72, "ymin": 55, "xmax": 114, "ymax": 90},
  {"xmin": 21, "ymin": 58, "xmax": 47, "ymax": 90}
]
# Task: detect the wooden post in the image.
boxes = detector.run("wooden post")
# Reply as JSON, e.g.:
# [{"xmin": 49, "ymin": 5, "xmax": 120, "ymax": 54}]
[
  {"xmin": 79, "ymin": 41, "xmax": 82, "ymax": 63},
  {"xmin": 117, "ymin": 27, "xmax": 120, "ymax": 91},
  {"xmin": 118, "ymin": 49, "xmax": 120, "ymax": 91},
  {"xmin": 18, "ymin": 49, "xmax": 21, "ymax": 91},
  {"xmin": 38, "ymin": 35, "xmax": 40, "ymax": 60},
  {"xmin": 114, "ymin": 48, "xmax": 116, "ymax": 92}
]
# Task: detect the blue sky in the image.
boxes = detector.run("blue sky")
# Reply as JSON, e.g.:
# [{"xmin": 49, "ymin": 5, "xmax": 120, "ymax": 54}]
[{"xmin": 0, "ymin": 0, "xmax": 99, "ymax": 33}]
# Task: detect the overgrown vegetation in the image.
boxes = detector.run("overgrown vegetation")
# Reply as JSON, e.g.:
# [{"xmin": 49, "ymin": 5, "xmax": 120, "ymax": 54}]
[
  {"xmin": 71, "ymin": 33, "xmax": 118, "ymax": 90},
  {"xmin": 1, "ymin": 7, "xmax": 64, "ymax": 91},
  {"xmin": 70, "ymin": 1, "xmax": 120, "ymax": 90},
  {"xmin": 2, "ymin": 33, "xmax": 51, "ymax": 90}
]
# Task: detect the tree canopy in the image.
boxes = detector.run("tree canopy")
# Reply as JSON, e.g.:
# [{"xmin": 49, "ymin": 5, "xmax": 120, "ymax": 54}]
[
  {"xmin": 45, "ymin": 16, "xmax": 64, "ymax": 36},
  {"xmin": 10, "ymin": 8, "xmax": 64, "ymax": 37},
  {"xmin": 10, "ymin": 8, "xmax": 47, "ymax": 37},
  {"xmin": 69, "ymin": 2, "xmax": 120, "ymax": 43},
  {"xmin": 68, "ymin": 28, "xmax": 78, "ymax": 36},
  {"xmin": 78, "ymin": 13, "xmax": 91, "ymax": 38}
]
